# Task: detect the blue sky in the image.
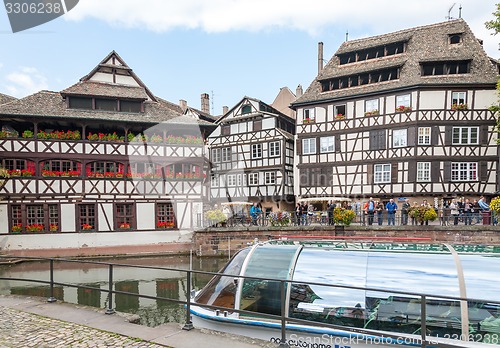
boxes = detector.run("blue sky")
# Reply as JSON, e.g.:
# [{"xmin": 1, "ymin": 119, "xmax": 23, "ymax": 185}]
[{"xmin": 0, "ymin": 0, "xmax": 498, "ymax": 115}]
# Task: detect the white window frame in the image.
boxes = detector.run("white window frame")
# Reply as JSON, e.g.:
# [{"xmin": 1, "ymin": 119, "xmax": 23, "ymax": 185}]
[
  {"xmin": 365, "ymin": 99, "xmax": 379, "ymax": 113},
  {"xmin": 451, "ymin": 162, "xmax": 477, "ymax": 181},
  {"xmin": 374, "ymin": 164, "xmax": 391, "ymax": 184},
  {"xmin": 227, "ymin": 174, "xmax": 236, "ymax": 186},
  {"xmin": 304, "ymin": 108, "xmax": 315, "ymax": 121},
  {"xmin": 249, "ymin": 172, "xmax": 259, "ymax": 186},
  {"xmin": 265, "ymin": 172, "xmax": 276, "ymax": 185},
  {"xmin": 237, "ymin": 174, "xmax": 242, "ymax": 187},
  {"xmin": 222, "ymin": 147, "xmax": 231, "ymax": 162},
  {"xmin": 396, "ymin": 94, "xmax": 411, "ymax": 108},
  {"xmin": 451, "ymin": 91, "xmax": 466, "ymax": 106},
  {"xmin": 418, "ymin": 127, "xmax": 431, "ymax": 145},
  {"xmin": 269, "ymin": 141, "xmax": 280, "ymax": 157},
  {"xmin": 212, "ymin": 148, "xmax": 221, "ymax": 163},
  {"xmin": 210, "ymin": 174, "xmax": 219, "ymax": 187},
  {"xmin": 393, "ymin": 129, "xmax": 407, "ymax": 148},
  {"xmin": 452, "ymin": 127, "xmax": 478, "ymax": 145},
  {"xmin": 251, "ymin": 144, "xmax": 262, "ymax": 159},
  {"xmin": 302, "ymin": 138, "xmax": 316, "ymax": 155},
  {"xmin": 320, "ymin": 136, "xmax": 335, "ymax": 153},
  {"xmin": 417, "ymin": 162, "xmax": 431, "ymax": 182}
]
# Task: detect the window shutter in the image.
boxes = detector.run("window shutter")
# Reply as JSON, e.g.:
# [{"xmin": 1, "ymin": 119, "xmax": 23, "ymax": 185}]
[
  {"xmin": 443, "ymin": 161, "xmax": 451, "ymax": 182},
  {"xmin": 431, "ymin": 161, "xmax": 440, "ymax": 182},
  {"xmin": 367, "ymin": 164, "xmax": 373, "ymax": 184},
  {"xmin": 480, "ymin": 161, "xmax": 488, "ymax": 182},
  {"xmin": 369, "ymin": 131, "xmax": 377, "ymax": 151},
  {"xmin": 481, "ymin": 125, "xmax": 489, "ymax": 145},
  {"xmin": 391, "ymin": 162, "xmax": 398, "ymax": 183},
  {"xmin": 431, "ymin": 126, "xmax": 439, "ymax": 145},
  {"xmin": 407, "ymin": 161, "xmax": 416, "ymax": 182},
  {"xmin": 379, "ymin": 130, "xmax": 387, "ymax": 150},
  {"xmin": 407, "ymin": 127, "xmax": 416, "ymax": 146},
  {"xmin": 296, "ymin": 139, "xmax": 302, "ymax": 156},
  {"xmin": 444, "ymin": 126, "xmax": 452, "ymax": 146},
  {"xmin": 335, "ymin": 135, "xmax": 341, "ymax": 153}
]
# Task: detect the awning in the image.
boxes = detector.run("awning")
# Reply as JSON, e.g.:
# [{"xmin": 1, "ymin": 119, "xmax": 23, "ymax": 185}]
[{"xmin": 299, "ymin": 197, "xmax": 351, "ymax": 203}]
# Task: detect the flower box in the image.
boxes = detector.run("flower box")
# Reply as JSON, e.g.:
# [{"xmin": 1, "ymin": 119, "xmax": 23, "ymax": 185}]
[
  {"xmin": 157, "ymin": 221, "xmax": 175, "ymax": 229},
  {"xmin": 49, "ymin": 224, "xmax": 58, "ymax": 232},
  {"xmin": 395, "ymin": 106, "xmax": 412, "ymax": 112},
  {"xmin": 335, "ymin": 114, "xmax": 345, "ymax": 120},
  {"xmin": 451, "ymin": 103, "xmax": 468, "ymax": 111},
  {"xmin": 25, "ymin": 224, "xmax": 44, "ymax": 232},
  {"xmin": 11, "ymin": 224, "xmax": 22, "ymax": 233},
  {"xmin": 119, "ymin": 223, "xmax": 131, "ymax": 229},
  {"xmin": 82, "ymin": 224, "xmax": 93, "ymax": 231},
  {"xmin": 364, "ymin": 110, "xmax": 379, "ymax": 116}
]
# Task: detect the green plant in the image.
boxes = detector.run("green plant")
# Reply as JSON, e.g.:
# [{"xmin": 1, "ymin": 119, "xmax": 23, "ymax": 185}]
[
  {"xmin": 205, "ymin": 209, "xmax": 226, "ymax": 223},
  {"xmin": 332, "ymin": 207, "xmax": 356, "ymax": 226},
  {"xmin": 409, "ymin": 206, "xmax": 437, "ymax": 223},
  {"xmin": 22, "ymin": 130, "xmax": 34, "ymax": 138},
  {"xmin": 490, "ymin": 197, "xmax": 500, "ymax": 214}
]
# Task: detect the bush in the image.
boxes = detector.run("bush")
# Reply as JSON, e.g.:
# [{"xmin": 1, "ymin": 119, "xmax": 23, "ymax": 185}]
[{"xmin": 333, "ymin": 207, "xmax": 356, "ymax": 226}]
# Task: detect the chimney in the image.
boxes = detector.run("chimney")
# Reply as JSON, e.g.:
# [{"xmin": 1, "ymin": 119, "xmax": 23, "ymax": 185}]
[
  {"xmin": 222, "ymin": 106, "xmax": 228, "ymax": 114},
  {"xmin": 201, "ymin": 93, "xmax": 210, "ymax": 114},
  {"xmin": 296, "ymin": 85, "xmax": 303, "ymax": 98},
  {"xmin": 318, "ymin": 42, "xmax": 324, "ymax": 75},
  {"xmin": 179, "ymin": 99, "xmax": 187, "ymax": 112}
]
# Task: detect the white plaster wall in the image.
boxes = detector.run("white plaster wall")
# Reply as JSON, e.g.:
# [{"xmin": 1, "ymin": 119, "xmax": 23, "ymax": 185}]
[
  {"xmin": 262, "ymin": 117, "xmax": 274, "ymax": 129},
  {"xmin": 474, "ymin": 90, "xmax": 498, "ymax": 109},
  {"xmin": 0, "ymin": 204, "xmax": 8, "ymax": 234},
  {"xmin": 60, "ymin": 204, "xmax": 76, "ymax": 232},
  {"xmin": 89, "ymin": 72, "xmax": 113, "ymax": 83},
  {"xmin": 176, "ymin": 202, "xmax": 190, "ymax": 229},
  {"xmin": 137, "ymin": 203, "xmax": 155, "ymax": 230},
  {"xmin": 98, "ymin": 203, "xmax": 113, "ymax": 231},
  {"xmin": 419, "ymin": 91, "xmax": 446, "ymax": 109},
  {"xmin": 115, "ymin": 75, "xmax": 139, "ymax": 87}
]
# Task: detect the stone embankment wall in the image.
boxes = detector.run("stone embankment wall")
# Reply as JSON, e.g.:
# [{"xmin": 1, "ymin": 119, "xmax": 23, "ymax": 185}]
[{"xmin": 193, "ymin": 226, "xmax": 500, "ymax": 256}]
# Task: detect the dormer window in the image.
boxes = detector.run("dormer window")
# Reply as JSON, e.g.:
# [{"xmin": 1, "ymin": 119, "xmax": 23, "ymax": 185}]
[
  {"xmin": 449, "ymin": 33, "xmax": 462, "ymax": 45},
  {"xmin": 67, "ymin": 97, "xmax": 143, "ymax": 113},
  {"xmin": 241, "ymin": 104, "xmax": 252, "ymax": 114}
]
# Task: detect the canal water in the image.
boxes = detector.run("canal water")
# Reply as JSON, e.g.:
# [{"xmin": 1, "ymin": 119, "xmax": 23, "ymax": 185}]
[{"xmin": 0, "ymin": 254, "xmax": 228, "ymax": 327}]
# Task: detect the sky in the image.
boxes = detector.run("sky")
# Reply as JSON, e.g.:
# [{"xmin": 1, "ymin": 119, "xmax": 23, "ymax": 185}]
[{"xmin": 0, "ymin": 0, "xmax": 498, "ymax": 116}]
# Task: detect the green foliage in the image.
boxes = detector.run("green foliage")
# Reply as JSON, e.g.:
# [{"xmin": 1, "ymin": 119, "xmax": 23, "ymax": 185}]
[
  {"xmin": 205, "ymin": 209, "xmax": 226, "ymax": 223},
  {"xmin": 485, "ymin": 3, "xmax": 500, "ymax": 37},
  {"xmin": 333, "ymin": 207, "xmax": 356, "ymax": 226}
]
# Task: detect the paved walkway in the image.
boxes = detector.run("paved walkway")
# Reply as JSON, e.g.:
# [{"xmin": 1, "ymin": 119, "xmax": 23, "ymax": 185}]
[{"xmin": 0, "ymin": 295, "xmax": 274, "ymax": 348}]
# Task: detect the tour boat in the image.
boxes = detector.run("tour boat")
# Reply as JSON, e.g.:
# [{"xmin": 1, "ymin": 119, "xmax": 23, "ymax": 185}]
[{"xmin": 191, "ymin": 239, "xmax": 500, "ymax": 347}]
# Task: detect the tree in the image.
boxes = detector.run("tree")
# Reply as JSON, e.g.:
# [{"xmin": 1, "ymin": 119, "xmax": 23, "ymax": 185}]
[{"xmin": 485, "ymin": 3, "xmax": 500, "ymax": 143}]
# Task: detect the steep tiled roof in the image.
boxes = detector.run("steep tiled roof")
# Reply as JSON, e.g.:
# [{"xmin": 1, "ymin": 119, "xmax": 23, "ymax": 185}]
[
  {"xmin": 185, "ymin": 106, "xmax": 218, "ymax": 123},
  {"xmin": 0, "ymin": 90, "xmax": 205, "ymax": 124},
  {"xmin": 61, "ymin": 81, "xmax": 149, "ymax": 100},
  {"xmin": 0, "ymin": 93, "xmax": 16, "ymax": 105},
  {"xmin": 295, "ymin": 19, "xmax": 498, "ymax": 105}
]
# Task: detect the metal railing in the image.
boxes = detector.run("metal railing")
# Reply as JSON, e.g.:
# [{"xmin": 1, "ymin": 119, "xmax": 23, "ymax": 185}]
[{"xmin": 0, "ymin": 255, "xmax": 498, "ymax": 348}]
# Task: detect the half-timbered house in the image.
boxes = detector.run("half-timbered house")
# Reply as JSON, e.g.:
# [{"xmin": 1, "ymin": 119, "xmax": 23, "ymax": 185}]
[
  {"xmin": 292, "ymin": 19, "xmax": 499, "ymax": 204},
  {"xmin": 208, "ymin": 97, "xmax": 296, "ymax": 213},
  {"xmin": 0, "ymin": 51, "xmax": 215, "ymax": 234}
]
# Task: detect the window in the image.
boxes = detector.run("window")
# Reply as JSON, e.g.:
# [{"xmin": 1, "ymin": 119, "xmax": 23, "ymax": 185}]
[
  {"xmin": 452, "ymin": 127, "xmax": 478, "ymax": 145},
  {"xmin": 393, "ymin": 129, "xmax": 407, "ymax": 147},
  {"xmin": 78, "ymin": 204, "xmax": 96, "ymax": 231},
  {"xmin": 418, "ymin": 127, "xmax": 431, "ymax": 145},
  {"xmin": 370, "ymin": 130, "xmax": 386, "ymax": 150},
  {"xmin": 365, "ymin": 99, "xmax": 379, "ymax": 113},
  {"xmin": 222, "ymin": 147, "xmax": 232, "ymax": 162},
  {"xmin": 227, "ymin": 174, "xmax": 236, "ymax": 186},
  {"xmin": 115, "ymin": 203, "xmax": 134, "ymax": 229},
  {"xmin": 302, "ymin": 138, "xmax": 316, "ymax": 155},
  {"xmin": 304, "ymin": 108, "xmax": 315, "ymax": 122},
  {"xmin": 417, "ymin": 162, "xmax": 431, "ymax": 182},
  {"xmin": 41, "ymin": 160, "xmax": 80, "ymax": 175},
  {"xmin": 69, "ymin": 97, "xmax": 92, "ymax": 110},
  {"xmin": 210, "ymin": 174, "xmax": 219, "ymax": 187},
  {"xmin": 95, "ymin": 98, "xmax": 117, "ymax": 111},
  {"xmin": 1, "ymin": 159, "xmax": 35, "ymax": 176},
  {"xmin": 242, "ymin": 104, "xmax": 252, "ymax": 114},
  {"xmin": 249, "ymin": 173, "xmax": 259, "ymax": 186},
  {"xmin": 396, "ymin": 94, "xmax": 411, "ymax": 108},
  {"xmin": 449, "ymin": 33, "xmax": 462, "ymax": 44},
  {"xmin": 421, "ymin": 60, "xmax": 470, "ymax": 76},
  {"xmin": 320, "ymin": 136, "xmax": 335, "ymax": 153},
  {"xmin": 237, "ymin": 174, "xmax": 242, "ymax": 186},
  {"xmin": 10, "ymin": 204, "xmax": 60, "ymax": 233},
  {"xmin": 334, "ymin": 104, "xmax": 346, "ymax": 117},
  {"xmin": 265, "ymin": 172, "xmax": 276, "ymax": 185},
  {"xmin": 120, "ymin": 100, "xmax": 142, "ymax": 113},
  {"xmin": 338, "ymin": 41, "xmax": 406, "ymax": 65},
  {"xmin": 374, "ymin": 164, "xmax": 391, "ymax": 183},
  {"xmin": 221, "ymin": 125, "xmax": 230, "ymax": 136},
  {"xmin": 87, "ymin": 161, "xmax": 124, "ymax": 177},
  {"xmin": 451, "ymin": 162, "xmax": 477, "ymax": 181},
  {"xmin": 321, "ymin": 67, "xmax": 400, "ymax": 92},
  {"xmin": 451, "ymin": 91, "xmax": 466, "ymax": 107},
  {"xmin": 157, "ymin": 202, "xmax": 176, "ymax": 229},
  {"xmin": 212, "ymin": 148, "xmax": 221, "ymax": 163},
  {"xmin": 251, "ymin": 144, "xmax": 262, "ymax": 159},
  {"xmin": 269, "ymin": 141, "xmax": 280, "ymax": 157}
]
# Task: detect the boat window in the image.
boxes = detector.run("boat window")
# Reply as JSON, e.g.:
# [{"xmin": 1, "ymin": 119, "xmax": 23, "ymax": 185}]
[
  {"xmin": 240, "ymin": 245, "xmax": 299, "ymax": 316},
  {"xmin": 194, "ymin": 248, "xmax": 250, "ymax": 310}
]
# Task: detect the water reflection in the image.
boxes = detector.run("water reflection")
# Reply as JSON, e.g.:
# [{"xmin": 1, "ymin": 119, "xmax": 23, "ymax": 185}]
[{"xmin": 0, "ymin": 255, "xmax": 227, "ymax": 327}]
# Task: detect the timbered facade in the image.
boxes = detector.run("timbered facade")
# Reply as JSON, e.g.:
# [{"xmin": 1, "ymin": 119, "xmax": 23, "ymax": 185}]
[
  {"xmin": 208, "ymin": 97, "xmax": 296, "ymax": 212},
  {"xmin": 292, "ymin": 19, "xmax": 499, "ymax": 202},
  {"xmin": 0, "ymin": 51, "xmax": 215, "ymax": 234}
]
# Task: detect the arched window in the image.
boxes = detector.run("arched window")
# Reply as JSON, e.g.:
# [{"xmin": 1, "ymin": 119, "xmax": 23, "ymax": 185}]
[
  {"xmin": 449, "ymin": 34, "xmax": 462, "ymax": 44},
  {"xmin": 41, "ymin": 160, "xmax": 81, "ymax": 176},
  {"xmin": 241, "ymin": 104, "xmax": 252, "ymax": 114},
  {"xmin": 86, "ymin": 161, "xmax": 124, "ymax": 178}
]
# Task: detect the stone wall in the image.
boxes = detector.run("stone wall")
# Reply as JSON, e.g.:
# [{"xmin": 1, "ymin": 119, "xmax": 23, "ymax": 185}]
[{"xmin": 193, "ymin": 225, "xmax": 500, "ymax": 256}]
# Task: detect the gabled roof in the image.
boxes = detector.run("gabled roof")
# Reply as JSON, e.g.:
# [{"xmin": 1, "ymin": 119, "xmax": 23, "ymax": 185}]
[
  {"xmin": 184, "ymin": 106, "xmax": 218, "ymax": 123},
  {"xmin": 217, "ymin": 96, "xmax": 293, "ymax": 125},
  {"xmin": 61, "ymin": 81, "xmax": 149, "ymax": 100},
  {"xmin": 271, "ymin": 87, "xmax": 297, "ymax": 119},
  {"xmin": 295, "ymin": 19, "xmax": 498, "ymax": 105},
  {"xmin": 0, "ymin": 93, "xmax": 16, "ymax": 105}
]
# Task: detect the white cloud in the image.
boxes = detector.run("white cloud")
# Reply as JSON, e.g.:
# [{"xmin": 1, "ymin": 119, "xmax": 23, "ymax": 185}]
[
  {"xmin": 64, "ymin": 0, "xmax": 499, "ymax": 56},
  {"xmin": 4, "ymin": 67, "xmax": 49, "ymax": 98}
]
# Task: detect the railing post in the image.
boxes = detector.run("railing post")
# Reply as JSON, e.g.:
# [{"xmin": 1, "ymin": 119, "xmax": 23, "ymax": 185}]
[
  {"xmin": 420, "ymin": 295, "xmax": 427, "ymax": 348},
  {"xmin": 105, "ymin": 264, "xmax": 115, "ymax": 314},
  {"xmin": 183, "ymin": 270, "xmax": 194, "ymax": 330},
  {"xmin": 47, "ymin": 259, "xmax": 56, "ymax": 303},
  {"xmin": 278, "ymin": 280, "xmax": 289, "ymax": 348}
]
